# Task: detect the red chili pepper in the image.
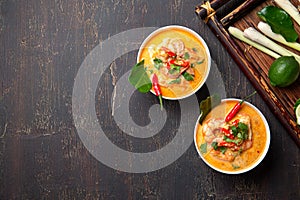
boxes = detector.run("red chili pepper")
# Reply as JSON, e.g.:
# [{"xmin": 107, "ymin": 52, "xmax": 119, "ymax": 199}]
[
  {"xmin": 221, "ymin": 128, "xmax": 234, "ymax": 139},
  {"xmin": 152, "ymin": 74, "xmax": 163, "ymax": 110},
  {"xmin": 218, "ymin": 141, "xmax": 235, "ymax": 148},
  {"xmin": 180, "ymin": 60, "xmax": 190, "ymax": 68},
  {"xmin": 169, "ymin": 59, "xmax": 175, "ymax": 64},
  {"xmin": 225, "ymin": 102, "xmax": 242, "ymax": 122},
  {"xmin": 166, "ymin": 61, "xmax": 171, "ymax": 70},
  {"xmin": 166, "ymin": 50, "xmax": 176, "ymax": 58},
  {"xmin": 225, "ymin": 91, "xmax": 257, "ymax": 122},
  {"xmin": 169, "ymin": 59, "xmax": 190, "ymax": 68},
  {"xmin": 232, "ymin": 119, "xmax": 240, "ymax": 127}
]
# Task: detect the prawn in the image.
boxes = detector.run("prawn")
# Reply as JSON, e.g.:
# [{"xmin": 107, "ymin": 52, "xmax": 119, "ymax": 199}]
[
  {"xmin": 202, "ymin": 118, "xmax": 225, "ymax": 143},
  {"xmin": 166, "ymin": 38, "xmax": 185, "ymax": 56}
]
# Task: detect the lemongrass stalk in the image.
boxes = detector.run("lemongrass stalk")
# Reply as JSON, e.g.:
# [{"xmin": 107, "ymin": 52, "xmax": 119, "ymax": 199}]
[
  {"xmin": 228, "ymin": 26, "xmax": 280, "ymax": 59},
  {"xmin": 274, "ymin": 0, "xmax": 300, "ymax": 26},
  {"xmin": 243, "ymin": 27, "xmax": 300, "ymax": 63},
  {"xmin": 258, "ymin": 21, "xmax": 300, "ymax": 51}
]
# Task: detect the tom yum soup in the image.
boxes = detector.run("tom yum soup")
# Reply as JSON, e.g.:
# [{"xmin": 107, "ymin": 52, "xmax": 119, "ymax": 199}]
[
  {"xmin": 194, "ymin": 99, "xmax": 270, "ymax": 174},
  {"xmin": 137, "ymin": 25, "xmax": 210, "ymax": 99}
]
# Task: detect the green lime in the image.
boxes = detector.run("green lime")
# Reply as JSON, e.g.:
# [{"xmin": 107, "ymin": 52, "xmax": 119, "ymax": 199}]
[
  {"xmin": 295, "ymin": 104, "xmax": 300, "ymax": 125},
  {"xmin": 294, "ymin": 98, "xmax": 300, "ymax": 112},
  {"xmin": 268, "ymin": 56, "xmax": 300, "ymax": 87}
]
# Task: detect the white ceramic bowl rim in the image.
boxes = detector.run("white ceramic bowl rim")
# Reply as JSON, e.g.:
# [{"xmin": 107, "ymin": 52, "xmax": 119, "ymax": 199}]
[
  {"xmin": 137, "ymin": 25, "xmax": 211, "ymax": 100},
  {"xmin": 193, "ymin": 98, "xmax": 271, "ymax": 174}
]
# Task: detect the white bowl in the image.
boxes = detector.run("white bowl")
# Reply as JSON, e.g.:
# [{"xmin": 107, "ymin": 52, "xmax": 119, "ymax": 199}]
[
  {"xmin": 137, "ymin": 25, "xmax": 211, "ymax": 100},
  {"xmin": 194, "ymin": 98, "xmax": 271, "ymax": 174}
]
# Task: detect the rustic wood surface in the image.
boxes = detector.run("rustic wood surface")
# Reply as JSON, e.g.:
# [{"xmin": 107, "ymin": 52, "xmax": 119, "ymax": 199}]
[{"xmin": 0, "ymin": 0, "xmax": 299, "ymax": 199}]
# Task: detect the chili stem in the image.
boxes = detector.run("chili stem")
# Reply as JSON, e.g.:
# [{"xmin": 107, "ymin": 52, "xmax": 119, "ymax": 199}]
[
  {"xmin": 240, "ymin": 91, "xmax": 257, "ymax": 105},
  {"xmin": 158, "ymin": 95, "xmax": 163, "ymax": 110}
]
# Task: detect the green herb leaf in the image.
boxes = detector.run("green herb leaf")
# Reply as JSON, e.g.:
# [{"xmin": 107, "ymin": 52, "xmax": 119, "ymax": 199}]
[
  {"xmin": 238, "ymin": 122, "xmax": 248, "ymax": 140},
  {"xmin": 200, "ymin": 143, "xmax": 207, "ymax": 154},
  {"xmin": 219, "ymin": 146, "xmax": 227, "ymax": 154},
  {"xmin": 230, "ymin": 125, "xmax": 238, "ymax": 136},
  {"xmin": 169, "ymin": 66, "xmax": 180, "ymax": 74},
  {"xmin": 184, "ymin": 52, "xmax": 190, "ymax": 59},
  {"xmin": 257, "ymin": 6, "xmax": 298, "ymax": 42},
  {"xmin": 199, "ymin": 94, "xmax": 221, "ymax": 124},
  {"xmin": 182, "ymin": 71, "xmax": 194, "ymax": 81},
  {"xmin": 168, "ymin": 78, "xmax": 181, "ymax": 84},
  {"xmin": 232, "ymin": 164, "xmax": 240, "ymax": 170},
  {"xmin": 229, "ymin": 122, "xmax": 249, "ymax": 141},
  {"xmin": 224, "ymin": 137, "xmax": 242, "ymax": 145},
  {"xmin": 128, "ymin": 60, "xmax": 152, "ymax": 93},
  {"xmin": 197, "ymin": 59, "xmax": 204, "ymax": 65},
  {"xmin": 153, "ymin": 58, "xmax": 163, "ymax": 69},
  {"xmin": 211, "ymin": 142, "xmax": 227, "ymax": 154},
  {"xmin": 211, "ymin": 142, "xmax": 218, "ymax": 150},
  {"xmin": 170, "ymin": 64, "xmax": 180, "ymax": 69}
]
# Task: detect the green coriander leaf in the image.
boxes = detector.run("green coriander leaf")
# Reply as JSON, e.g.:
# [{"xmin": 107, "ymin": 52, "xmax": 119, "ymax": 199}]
[
  {"xmin": 211, "ymin": 142, "xmax": 218, "ymax": 150},
  {"xmin": 153, "ymin": 58, "xmax": 163, "ymax": 69},
  {"xmin": 169, "ymin": 67, "xmax": 180, "ymax": 74},
  {"xmin": 230, "ymin": 125, "xmax": 238, "ymax": 136},
  {"xmin": 170, "ymin": 64, "xmax": 181, "ymax": 69},
  {"xmin": 232, "ymin": 164, "xmax": 240, "ymax": 170},
  {"xmin": 200, "ymin": 143, "xmax": 207, "ymax": 154},
  {"xmin": 238, "ymin": 122, "xmax": 248, "ymax": 131},
  {"xmin": 184, "ymin": 52, "xmax": 190, "ymax": 59},
  {"xmin": 237, "ymin": 133, "xmax": 243, "ymax": 139},
  {"xmin": 168, "ymin": 78, "xmax": 181, "ymax": 84},
  {"xmin": 236, "ymin": 122, "xmax": 249, "ymax": 140},
  {"xmin": 197, "ymin": 59, "xmax": 204, "ymax": 65},
  {"xmin": 220, "ymin": 147, "xmax": 227, "ymax": 154},
  {"xmin": 224, "ymin": 137, "xmax": 242, "ymax": 145},
  {"xmin": 182, "ymin": 71, "xmax": 194, "ymax": 81}
]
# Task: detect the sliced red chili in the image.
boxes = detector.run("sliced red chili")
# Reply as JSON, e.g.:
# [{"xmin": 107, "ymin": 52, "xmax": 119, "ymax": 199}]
[
  {"xmin": 180, "ymin": 60, "xmax": 190, "ymax": 68},
  {"xmin": 232, "ymin": 119, "xmax": 240, "ymax": 127},
  {"xmin": 166, "ymin": 50, "xmax": 176, "ymax": 58},
  {"xmin": 166, "ymin": 62, "xmax": 171, "ymax": 70},
  {"xmin": 221, "ymin": 128, "xmax": 234, "ymax": 139},
  {"xmin": 171, "ymin": 59, "xmax": 190, "ymax": 68},
  {"xmin": 218, "ymin": 141, "xmax": 235, "ymax": 148}
]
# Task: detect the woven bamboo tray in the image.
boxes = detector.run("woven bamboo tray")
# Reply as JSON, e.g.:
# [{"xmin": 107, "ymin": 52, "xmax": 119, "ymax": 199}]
[{"xmin": 195, "ymin": 0, "xmax": 300, "ymax": 147}]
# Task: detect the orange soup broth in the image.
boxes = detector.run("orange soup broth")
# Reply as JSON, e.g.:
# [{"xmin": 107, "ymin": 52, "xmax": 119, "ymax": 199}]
[
  {"xmin": 196, "ymin": 100, "xmax": 268, "ymax": 172},
  {"xmin": 138, "ymin": 27, "xmax": 209, "ymax": 98}
]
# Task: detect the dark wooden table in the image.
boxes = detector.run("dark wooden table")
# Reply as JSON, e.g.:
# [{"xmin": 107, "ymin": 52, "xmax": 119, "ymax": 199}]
[{"xmin": 0, "ymin": 0, "xmax": 299, "ymax": 199}]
